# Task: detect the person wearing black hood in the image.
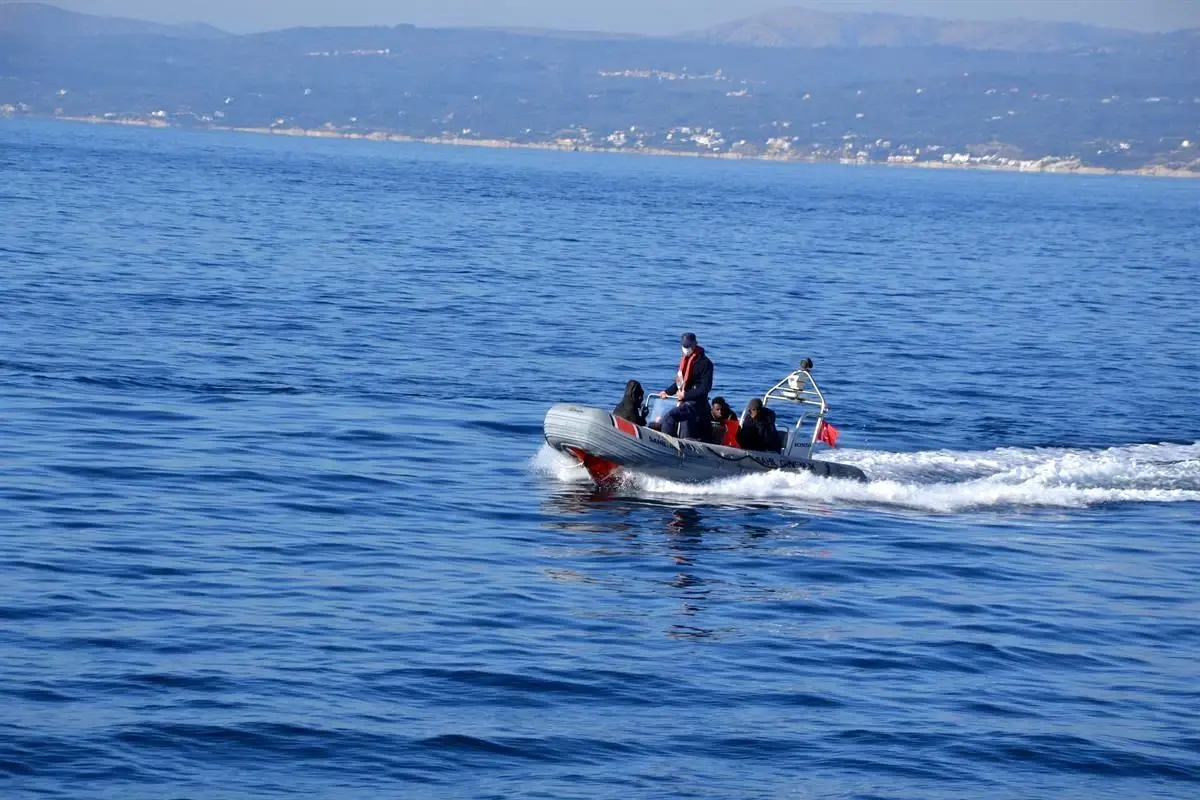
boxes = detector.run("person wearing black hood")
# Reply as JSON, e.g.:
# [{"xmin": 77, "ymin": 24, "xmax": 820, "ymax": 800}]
[
  {"xmin": 657, "ymin": 332, "xmax": 713, "ymax": 439},
  {"xmin": 737, "ymin": 398, "xmax": 782, "ymax": 453},
  {"xmin": 612, "ymin": 379, "xmax": 647, "ymax": 426}
]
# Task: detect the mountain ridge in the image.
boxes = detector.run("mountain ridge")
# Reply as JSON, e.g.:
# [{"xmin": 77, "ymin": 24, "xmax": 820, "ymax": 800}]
[
  {"xmin": 682, "ymin": 6, "xmax": 1176, "ymax": 52},
  {"xmin": 5, "ymin": 1, "xmax": 1197, "ymax": 51},
  {"xmin": 2, "ymin": 3, "xmax": 1196, "ymax": 172},
  {"xmin": 0, "ymin": 1, "xmax": 228, "ymax": 38}
]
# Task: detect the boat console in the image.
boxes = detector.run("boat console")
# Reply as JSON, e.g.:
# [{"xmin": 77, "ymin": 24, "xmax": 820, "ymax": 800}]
[{"xmin": 752, "ymin": 362, "xmax": 833, "ymax": 461}]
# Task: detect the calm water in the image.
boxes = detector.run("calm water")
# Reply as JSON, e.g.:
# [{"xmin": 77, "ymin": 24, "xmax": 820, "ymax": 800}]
[{"xmin": 2, "ymin": 119, "xmax": 1199, "ymax": 799}]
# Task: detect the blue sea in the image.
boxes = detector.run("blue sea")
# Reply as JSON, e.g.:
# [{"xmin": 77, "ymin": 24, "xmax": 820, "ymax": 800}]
[{"xmin": 2, "ymin": 119, "xmax": 1199, "ymax": 799}]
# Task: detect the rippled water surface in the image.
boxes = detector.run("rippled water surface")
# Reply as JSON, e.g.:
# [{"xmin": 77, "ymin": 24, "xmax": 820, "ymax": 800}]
[{"xmin": 2, "ymin": 119, "xmax": 1199, "ymax": 798}]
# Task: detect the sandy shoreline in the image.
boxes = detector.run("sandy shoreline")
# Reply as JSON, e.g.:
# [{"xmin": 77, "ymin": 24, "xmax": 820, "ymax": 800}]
[{"xmin": 22, "ymin": 114, "xmax": 1200, "ymax": 179}]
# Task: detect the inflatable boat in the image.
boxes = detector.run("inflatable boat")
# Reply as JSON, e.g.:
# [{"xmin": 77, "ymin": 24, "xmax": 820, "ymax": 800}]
[{"xmin": 544, "ymin": 364, "xmax": 868, "ymax": 487}]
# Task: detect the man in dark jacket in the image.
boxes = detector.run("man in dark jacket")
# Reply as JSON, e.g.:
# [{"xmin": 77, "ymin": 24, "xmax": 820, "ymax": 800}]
[
  {"xmin": 657, "ymin": 332, "xmax": 713, "ymax": 439},
  {"xmin": 737, "ymin": 398, "xmax": 782, "ymax": 453}
]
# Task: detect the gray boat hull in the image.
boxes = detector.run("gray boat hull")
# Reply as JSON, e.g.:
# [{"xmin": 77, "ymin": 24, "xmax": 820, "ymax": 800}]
[{"xmin": 544, "ymin": 404, "xmax": 868, "ymax": 486}]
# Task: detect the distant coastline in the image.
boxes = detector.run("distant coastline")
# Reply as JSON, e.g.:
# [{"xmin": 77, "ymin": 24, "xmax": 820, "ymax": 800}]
[{"xmin": 25, "ymin": 114, "xmax": 1200, "ymax": 180}]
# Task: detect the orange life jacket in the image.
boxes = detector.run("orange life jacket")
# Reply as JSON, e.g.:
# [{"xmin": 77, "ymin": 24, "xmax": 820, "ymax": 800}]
[
  {"xmin": 675, "ymin": 346, "xmax": 705, "ymax": 392},
  {"xmin": 720, "ymin": 418, "xmax": 740, "ymax": 448}
]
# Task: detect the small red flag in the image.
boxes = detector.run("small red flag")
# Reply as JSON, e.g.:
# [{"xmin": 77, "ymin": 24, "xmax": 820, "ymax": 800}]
[{"xmin": 816, "ymin": 419, "xmax": 840, "ymax": 448}]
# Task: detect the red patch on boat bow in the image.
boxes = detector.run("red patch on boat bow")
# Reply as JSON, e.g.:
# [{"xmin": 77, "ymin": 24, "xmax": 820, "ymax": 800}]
[{"xmin": 565, "ymin": 446, "xmax": 622, "ymax": 488}]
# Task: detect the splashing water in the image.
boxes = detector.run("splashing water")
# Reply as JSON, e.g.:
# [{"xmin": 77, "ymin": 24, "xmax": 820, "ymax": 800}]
[
  {"xmin": 535, "ymin": 442, "xmax": 1200, "ymax": 513},
  {"xmin": 531, "ymin": 443, "xmax": 594, "ymax": 484}
]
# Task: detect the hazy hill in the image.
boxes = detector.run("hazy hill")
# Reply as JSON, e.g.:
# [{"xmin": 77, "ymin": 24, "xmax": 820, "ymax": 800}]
[
  {"xmin": 685, "ymin": 6, "xmax": 1156, "ymax": 52},
  {"xmin": 1, "ymin": 3, "xmax": 1196, "ymax": 171},
  {"xmin": 0, "ymin": 1, "xmax": 226, "ymax": 38}
]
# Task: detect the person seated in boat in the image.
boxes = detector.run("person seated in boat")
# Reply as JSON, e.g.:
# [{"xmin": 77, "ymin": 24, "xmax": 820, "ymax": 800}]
[
  {"xmin": 737, "ymin": 398, "xmax": 782, "ymax": 453},
  {"xmin": 612, "ymin": 379, "xmax": 647, "ymax": 426},
  {"xmin": 710, "ymin": 397, "xmax": 741, "ymax": 448},
  {"xmin": 656, "ymin": 332, "xmax": 713, "ymax": 440}
]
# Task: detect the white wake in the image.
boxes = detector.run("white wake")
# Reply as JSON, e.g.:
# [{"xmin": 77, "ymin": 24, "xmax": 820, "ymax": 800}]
[{"xmin": 534, "ymin": 442, "xmax": 1200, "ymax": 513}]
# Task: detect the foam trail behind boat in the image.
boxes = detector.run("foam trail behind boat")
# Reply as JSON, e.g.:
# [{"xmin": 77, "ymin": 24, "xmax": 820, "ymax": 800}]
[{"xmin": 538, "ymin": 442, "xmax": 1200, "ymax": 513}]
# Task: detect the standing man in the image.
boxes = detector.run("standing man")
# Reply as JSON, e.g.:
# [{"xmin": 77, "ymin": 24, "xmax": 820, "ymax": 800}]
[{"xmin": 658, "ymin": 332, "xmax": 714, "ymax": 439}]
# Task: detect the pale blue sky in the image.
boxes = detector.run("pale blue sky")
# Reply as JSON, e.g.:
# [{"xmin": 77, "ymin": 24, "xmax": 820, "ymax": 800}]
[{"xmin": 45, "ymin": 0, "xmax": 1200, "ymax": 34}]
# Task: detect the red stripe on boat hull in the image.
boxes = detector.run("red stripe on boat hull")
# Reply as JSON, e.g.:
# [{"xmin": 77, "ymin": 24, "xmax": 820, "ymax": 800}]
[{"xmin": 612, "ymin": 416, "xmax": 639, "ymax": 437}]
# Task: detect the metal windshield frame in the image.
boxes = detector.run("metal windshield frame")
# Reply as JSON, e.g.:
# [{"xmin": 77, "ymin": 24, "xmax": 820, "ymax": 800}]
[{"xmin": 760, "ymin": 367, "xmax": 829, "ymax": 459}]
